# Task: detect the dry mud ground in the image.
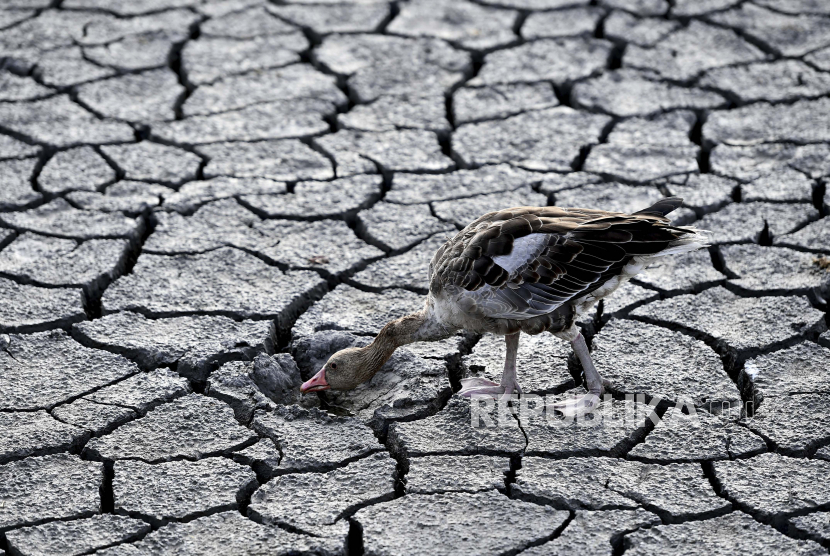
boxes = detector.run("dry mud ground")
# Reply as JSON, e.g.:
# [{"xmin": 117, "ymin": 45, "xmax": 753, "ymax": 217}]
[{"xmin": 1, "ymin": 0, "xmax": 830, "ymax": 554}]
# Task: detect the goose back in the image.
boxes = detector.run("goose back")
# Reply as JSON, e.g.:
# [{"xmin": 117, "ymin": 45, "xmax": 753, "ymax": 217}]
[{"xmin": 428, "ymin": 198, "xmax": 700, "ymax": 334}]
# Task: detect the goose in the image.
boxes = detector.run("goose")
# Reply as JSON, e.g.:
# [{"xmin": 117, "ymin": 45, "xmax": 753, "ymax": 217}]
[{"xmin": 301, "ymin": 197, "xmax": 706, "ymax": 414}]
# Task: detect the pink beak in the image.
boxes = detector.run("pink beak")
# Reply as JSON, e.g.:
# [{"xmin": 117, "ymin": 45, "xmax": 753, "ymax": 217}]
[{"xmin": 300, "ymin": 368, "xmax": 330, "ymax": 393}]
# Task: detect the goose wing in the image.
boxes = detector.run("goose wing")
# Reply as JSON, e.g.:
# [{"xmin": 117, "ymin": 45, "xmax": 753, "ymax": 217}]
[{"xmin": 430, "ymin": 198, "xmax": 692, "ymax": 320}]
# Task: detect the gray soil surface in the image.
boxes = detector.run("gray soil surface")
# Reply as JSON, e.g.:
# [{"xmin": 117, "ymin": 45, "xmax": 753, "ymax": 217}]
[{"xmin": 0, "ymin": 1, "xmax": 828, "ymax": 553}]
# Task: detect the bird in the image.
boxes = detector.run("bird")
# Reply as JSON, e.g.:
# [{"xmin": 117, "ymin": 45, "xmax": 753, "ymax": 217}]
[{"xmin": 300, "ymin": 197, "xmax": 706, "ymax": 415}]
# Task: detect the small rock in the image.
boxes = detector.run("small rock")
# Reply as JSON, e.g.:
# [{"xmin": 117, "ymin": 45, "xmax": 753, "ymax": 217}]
[{"xmin": 206, "ymin": 360, "xmax": 276, "ymax": 423}]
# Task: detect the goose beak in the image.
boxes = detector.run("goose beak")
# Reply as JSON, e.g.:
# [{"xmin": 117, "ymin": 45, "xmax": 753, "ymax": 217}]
[{"xmin": 300, "ymin": 368, "xmax": 330, "ymax": 393}]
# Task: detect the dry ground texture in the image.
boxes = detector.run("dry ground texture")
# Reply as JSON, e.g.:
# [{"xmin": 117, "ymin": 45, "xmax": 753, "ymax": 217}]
[{"xmin": 1, "ymin": 0, "xmax": 830, "ymax": 554}]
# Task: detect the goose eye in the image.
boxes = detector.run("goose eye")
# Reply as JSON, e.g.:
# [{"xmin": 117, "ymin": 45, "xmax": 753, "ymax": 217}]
[{"xmin": 330, "ymin": 363, "xmax": 337, "ymax": 370}]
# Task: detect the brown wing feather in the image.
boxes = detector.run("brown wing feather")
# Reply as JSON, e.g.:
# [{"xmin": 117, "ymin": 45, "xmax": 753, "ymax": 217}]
[{"xmin": 430, "ymin": 198, "xmax": 691, "ymax": 315}]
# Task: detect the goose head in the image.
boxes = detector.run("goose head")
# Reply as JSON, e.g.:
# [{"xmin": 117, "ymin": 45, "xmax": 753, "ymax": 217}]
[{"xmin": 300, "ymin": 345, "xmax": 389, "ymax": 393}]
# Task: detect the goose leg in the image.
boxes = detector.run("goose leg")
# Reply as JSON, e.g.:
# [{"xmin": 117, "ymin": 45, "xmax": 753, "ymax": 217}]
[
  {"xmin": 550, "ymin": 333, "xmax": 606, "ymax": 417},
  {"xmin": 458, "ymin": 332, "xmax": 523, "ymax": 399}
]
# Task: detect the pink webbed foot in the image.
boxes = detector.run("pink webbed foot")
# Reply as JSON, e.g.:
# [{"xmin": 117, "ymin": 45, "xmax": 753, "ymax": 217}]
[{"xmin": 458, "ymin": 377, "xmax": 522, "ymax": 401}]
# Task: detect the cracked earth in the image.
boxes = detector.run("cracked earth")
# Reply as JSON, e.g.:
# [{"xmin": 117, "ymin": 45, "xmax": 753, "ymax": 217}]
[{"xmin": 1, "ymin": 0, "xmax": 830, "ymax": 554}]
